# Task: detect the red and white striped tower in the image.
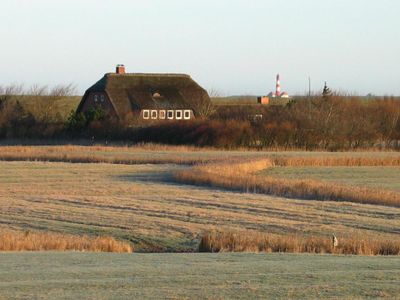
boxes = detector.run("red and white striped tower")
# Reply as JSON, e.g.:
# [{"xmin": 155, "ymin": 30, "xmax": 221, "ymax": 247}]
[{"xmin": 276, "ymin": 74, "xmax": 281, "ymax": 97}]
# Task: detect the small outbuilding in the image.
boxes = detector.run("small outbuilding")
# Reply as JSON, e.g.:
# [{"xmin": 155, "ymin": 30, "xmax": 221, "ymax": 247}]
[{"xmin": 77, "ymin": 65, "xmax": 211, "ymax": 122}]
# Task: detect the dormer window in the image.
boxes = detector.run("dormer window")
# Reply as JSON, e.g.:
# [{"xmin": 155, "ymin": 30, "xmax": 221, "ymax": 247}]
[
  {"xmin": 94, "ymin": 95, "xmax": 98, "ymax": 102},
  {"xmin": 100, "ymin": 95, "xmax": 105, "ymax": 102}
]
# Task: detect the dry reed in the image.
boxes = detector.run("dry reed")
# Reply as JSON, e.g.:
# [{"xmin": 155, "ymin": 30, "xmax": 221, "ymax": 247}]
[
  {"xmin": 272, "ymin": 156, "xmax": 400, "ymax": 167},
  {"xmin": 200, "ymin": 230, "xmax": 400, "ymax": 255},
  {"xmin": 1, "ymin": 146, "xmax": 399, "ymax": 167},
  {"xmin": 0, "ymin": 145, "xmax": 215, "ymax": 165},
  {"xmin": 175, "ymin": 159, "xmax": 400, "ymax": 207},
  {"xmin": 0, "ymin": 229, "xmax": 133, "ymax": 252}
]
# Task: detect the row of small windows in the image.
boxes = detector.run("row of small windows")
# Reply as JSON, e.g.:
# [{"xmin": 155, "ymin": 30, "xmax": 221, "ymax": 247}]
[
  {"xmin": 143, "ymin": 110, "xmax": 191, "ymax": 120},
  {"xmin": 94, "ymin": 94, "xmax": 105, "ymax": 103}
]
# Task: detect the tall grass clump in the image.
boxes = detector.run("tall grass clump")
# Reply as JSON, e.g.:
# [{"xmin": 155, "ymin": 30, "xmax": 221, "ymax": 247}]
[
  {"xmin": 200, "ymin": 230, "xmax": 400, "ymax": 255},
  {"xmin": 0, "ymin": 229, "xmax": 133, "ymax": 252}
]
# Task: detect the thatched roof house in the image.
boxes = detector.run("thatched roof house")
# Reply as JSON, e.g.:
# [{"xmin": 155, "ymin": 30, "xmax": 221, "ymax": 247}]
[{"xmin": 77, "ymin": 65, "xmax": 211, "ymax": 121}]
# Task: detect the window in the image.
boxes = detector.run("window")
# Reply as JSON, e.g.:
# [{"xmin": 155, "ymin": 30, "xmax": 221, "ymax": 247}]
[
  {"xmin": 94, "ymin": 95, "xmax": 98, "ymax": 102},
  {"xmin": 167, "ymin": 110, "xmax": 174, "ymax": 119},
  {"xmin": 184, "ymin": 110, "xmax": 191, "ymax": 120},
  {"xmin": 175, "ymin": 110, "xmax": 182, "ymax": 120},
  {"xmin": 151, "ymin": 110, "xmax": 158, "ymax": 119},
  {"xmin": 100, "ymin": 95, "xmax": 105, "ymax": 102},
  {"xmin": 143, "ymin": 110, "xmax": 150, "ymax": 119},
  {"xmin": 159, "ymin": 110, "xmax": 166, "ymax": 119}
]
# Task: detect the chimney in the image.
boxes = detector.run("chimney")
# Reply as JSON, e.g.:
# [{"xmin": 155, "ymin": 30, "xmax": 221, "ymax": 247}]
[{"xmin": 116, "ymin": 64, "xmax": 126, "ymax": 74}]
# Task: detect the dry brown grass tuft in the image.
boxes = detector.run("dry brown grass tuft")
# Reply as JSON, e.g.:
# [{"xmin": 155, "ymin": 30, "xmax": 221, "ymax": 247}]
[
  {"xmin": 175, "ymin": 159, "xmax": 400, "ymax": 207},
  {"xmin": 0, "ymin": 229, "xmax": 133, "ymax": 252},
  {"xmin": 200, "ymin": 230, "xmax": 400, "ymax": 255}
]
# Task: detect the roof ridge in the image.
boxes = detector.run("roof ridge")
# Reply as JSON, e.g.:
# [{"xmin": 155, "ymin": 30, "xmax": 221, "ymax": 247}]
[{"xmin": 105, "ymin": 73, "xmax": 191, "ymax": 78}]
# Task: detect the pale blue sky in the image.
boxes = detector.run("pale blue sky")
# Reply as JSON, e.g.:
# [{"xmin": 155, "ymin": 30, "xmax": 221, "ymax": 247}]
[{"xmin": 1, "ymin": 0, "xmax": 399, "ymax": 95}]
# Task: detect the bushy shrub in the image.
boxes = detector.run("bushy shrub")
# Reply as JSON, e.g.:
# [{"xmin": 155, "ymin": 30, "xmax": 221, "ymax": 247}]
[{"xmin": 133, "ymin": 120, "xmax": 255, "ymax": 148}]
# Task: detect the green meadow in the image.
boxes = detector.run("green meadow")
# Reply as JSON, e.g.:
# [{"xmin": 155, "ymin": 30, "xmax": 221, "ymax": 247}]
[{"xmin": 0, "ymin": 252, "xmax": 399, "ymax": 299}]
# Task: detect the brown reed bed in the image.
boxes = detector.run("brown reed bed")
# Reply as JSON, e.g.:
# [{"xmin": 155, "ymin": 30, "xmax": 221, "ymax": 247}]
[
  {"xmin": 1, "ymin": 145, "xmax": 399, "ymax": 167},
  {"xmin": 0, "ymin": 145, "xmax": 216, "ymax": 165},
  {"xmin": 0, "ymin": 229, "xmax": 133, "ymax": 252},
  {"xmin": 175, "ymin": 159, "xmax": 400, "ymax": 207},
  {"xmin": 271, "ymin": 156, "xmax": 400, "ymax": 167},
  {"xmin": 0, "ymin": 143, "xmax": 206, "ymax": 152},
  {"xmin": 200, "ymin": 230, "xmax": 400, "ymax": 255}
]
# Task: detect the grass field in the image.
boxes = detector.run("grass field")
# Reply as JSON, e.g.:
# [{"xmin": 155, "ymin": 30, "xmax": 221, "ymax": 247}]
[
  {"xmin": 1, "ymin": 146, "xmax": 400, "ymax": 298},
  {"xmin": 1, "ymin": 160, "xmax": 399, "ymax": 252},
  {"xmin": 0, "ymin": 252, "xmax": 399, "ymax": 299},
  {"xmin": 262, "ymin": 166, "xmax": 400, "ymax": 192}
]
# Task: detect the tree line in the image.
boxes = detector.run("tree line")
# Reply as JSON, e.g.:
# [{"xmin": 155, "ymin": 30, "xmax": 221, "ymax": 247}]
[
  {"xmin": 0, "ymin": 83, "xmax": 399, "ymax": 150},
  {"xmin": 209, "ymin": 94, "xmax": 400, "ymax": 150}
]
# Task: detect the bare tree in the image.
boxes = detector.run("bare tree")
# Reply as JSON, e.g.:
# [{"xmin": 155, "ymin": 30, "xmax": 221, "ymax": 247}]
[
  {"xmin": 49, "ymin": 83, "xmax": 77, "ymax": 99},
  {"xmin": 0, "ymin": 84, "xmax": 24, "ymax": 109},
  {"xmin": 191, "ymin": 88, "xmax": 224, "ymax": 118},
  {"xmin": 29, "ymin": 84, "xmax": 48, "ymax": 96},
  {"xmin": 207, "ymin": 88, "xmax": 224, "ymax": 99},
  {"xmin": 34, "ymin": 83, "xmax": 77, "ymax": 122},
  {"xmin": 0, "ymin": 85, "xmax": 3, "ymax": 110}
]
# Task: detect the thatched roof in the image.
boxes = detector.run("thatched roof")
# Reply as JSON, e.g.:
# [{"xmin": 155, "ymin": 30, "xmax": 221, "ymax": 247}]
[{"xmin": 78, "ymin": 73, "xmax": 211, "ymax": 118}]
